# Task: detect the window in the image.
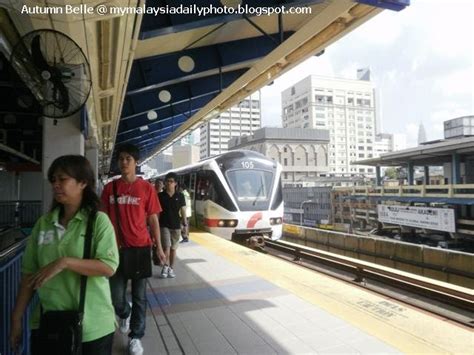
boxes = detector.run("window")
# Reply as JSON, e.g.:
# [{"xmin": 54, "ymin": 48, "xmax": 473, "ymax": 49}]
[
  {"xmin": 284, "ymin": 158, "xmax": 288, "ymax": 165},
  {"xmin": 226, "ymin": 169, "xmax": 274, "ymax": 211}
]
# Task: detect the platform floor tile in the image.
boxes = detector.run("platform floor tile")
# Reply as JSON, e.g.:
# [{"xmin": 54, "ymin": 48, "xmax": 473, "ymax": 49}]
[{"xmin": 112, "ymin": 239, "xmax": 405, "ymax": 354}]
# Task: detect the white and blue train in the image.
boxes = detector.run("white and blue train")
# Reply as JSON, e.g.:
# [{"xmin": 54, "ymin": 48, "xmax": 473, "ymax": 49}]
[{"xmin": 154, "ymin": 150, "xmax": 283, "ymax": 246}]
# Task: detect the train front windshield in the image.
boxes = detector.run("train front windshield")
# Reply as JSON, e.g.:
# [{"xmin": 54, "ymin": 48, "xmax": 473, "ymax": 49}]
[{"xmin": 226, "ymin": 169, "xmax": 273, "ymax": 211}]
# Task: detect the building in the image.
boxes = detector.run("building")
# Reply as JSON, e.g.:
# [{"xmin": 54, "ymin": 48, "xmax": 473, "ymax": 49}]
[
  {"xmin": 199, "ymin": 91, "xmax": 261, "ymax": 159},
  {"xmin": 444, "ymin": 115, "xmax": 474, "ymax": 139},
  {"xmin": 281, "ymin": 73, "xmax": 376, "ymax": 176},
  {"xmin": 374, "ymin": 132, "xmax": 407, "ymax": 157},
  {"xmin": 172, "ymin": 144, "xmax": 200, "ymax": 168},
  {"xmin": 282, "ymin": 186, "xmax": 332, "ymax": 226},
  {"xmin": 335, "ymin": 121, "xmax": 474, "ymax": 245},
  {"xmin": 227, "ymin": 127, "xmax": 329, "ymax": 185},
  {"xmin": 417, "ymin": 122, "xmax": 427, "ymax": 145}
]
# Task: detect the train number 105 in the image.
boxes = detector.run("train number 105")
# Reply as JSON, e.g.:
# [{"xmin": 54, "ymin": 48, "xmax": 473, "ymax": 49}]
[{"xmin": 241, "ymin": 161, "xmax": 254, "ymax": 169}]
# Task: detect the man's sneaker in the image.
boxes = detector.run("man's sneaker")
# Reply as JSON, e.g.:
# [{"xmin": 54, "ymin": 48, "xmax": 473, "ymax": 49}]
[
  {"xmin": 119, "ymin": 302, "xmax": 132, "ymax": 334},
  {"xmin": 128, "ymin": 338, "xmax": 143, "ymax": 355},
  {"xmin": 167, "ymin": 267, "xmax": 176, "ymax": 278},
  {"xmin": 159, "ymin": 265, "xmax": 169, "ymax": 279},
  {"xmin": 180, "ymin": 238, "xmax": 189, "ymax": 243}
]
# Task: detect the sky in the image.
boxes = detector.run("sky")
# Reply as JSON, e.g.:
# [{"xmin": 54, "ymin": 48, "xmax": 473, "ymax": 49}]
[{"xmin": 260, "ymin": 0, "xmax": 474, "ymax": 147}]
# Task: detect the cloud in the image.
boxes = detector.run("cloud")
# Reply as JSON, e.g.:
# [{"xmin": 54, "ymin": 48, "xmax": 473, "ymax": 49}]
[{"xmin": 259, "ymin": 0, "xmax": 473, "ymax": 148}]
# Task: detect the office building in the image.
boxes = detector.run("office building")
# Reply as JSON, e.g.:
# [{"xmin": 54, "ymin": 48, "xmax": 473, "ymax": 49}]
[
  {"xmin": 200, "ymin": 91, "xmax": 261, "ymax": 159},
  {"xmin": 281, "ymin": 72, "xmax": 376, "ymax": 176}
]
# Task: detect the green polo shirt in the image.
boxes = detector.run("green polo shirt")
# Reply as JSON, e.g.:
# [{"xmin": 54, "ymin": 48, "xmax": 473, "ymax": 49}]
[{"xmin": 22, "ymin": 208, "xmax": 119, "ymax": 342}]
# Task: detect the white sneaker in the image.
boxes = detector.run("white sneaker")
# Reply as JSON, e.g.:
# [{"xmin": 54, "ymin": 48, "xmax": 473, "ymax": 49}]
[
  {"xmin": 159, "ymin": 265, "xmax": 169, "ymax": 279},
  {"xmin": 167, "ymin": 267, "xmax": 176, "ymax": 278},
  {"xmin": 128, "ymin": 338, "xmax": 143, "ymax": 355},
  {"xmin": 119, "ymin": 302, "xmax": 132, "ymax": 334}
]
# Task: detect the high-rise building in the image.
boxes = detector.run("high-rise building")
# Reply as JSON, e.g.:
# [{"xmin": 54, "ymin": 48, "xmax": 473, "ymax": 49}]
[
  {"xmin": 418, "ymin": 122, "xmax": 427, "ymax": 145},
  {"xmin": 199, "ymin": 91, "xmax": 261, "ymax": 159},
  {"xmin": 374, "ymin": 132, "xmax": 407, "ymax": 157},
  {"xmin": 281, "ymin": 73, "xmax": 376, "ymax": 176}
]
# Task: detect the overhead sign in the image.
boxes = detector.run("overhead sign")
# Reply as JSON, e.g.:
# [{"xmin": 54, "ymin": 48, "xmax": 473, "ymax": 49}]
[{"xmin": 377, "ymin": 205, "xmax": 455, "ymax": 233}]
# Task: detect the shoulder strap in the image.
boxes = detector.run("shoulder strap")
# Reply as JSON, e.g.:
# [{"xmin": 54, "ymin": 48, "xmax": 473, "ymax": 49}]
[
  {"xmin": 112, "ymin": 180, "xmax": 127, "ymax": 247},
  {"xmin": 78, "ymin": 210, "xmax": 96, "ymax": 314}
]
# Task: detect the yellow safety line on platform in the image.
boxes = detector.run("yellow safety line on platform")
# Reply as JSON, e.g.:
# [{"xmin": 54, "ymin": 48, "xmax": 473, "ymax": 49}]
[{"xmin": 191, "ymin": 232, "xmax": 473, "ymax": 354}]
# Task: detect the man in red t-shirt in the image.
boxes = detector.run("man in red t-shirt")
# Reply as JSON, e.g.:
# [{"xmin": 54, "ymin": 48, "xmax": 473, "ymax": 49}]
[{"xmin": 101, "ymin": 143, "xmax": 165, "ymax": 355}]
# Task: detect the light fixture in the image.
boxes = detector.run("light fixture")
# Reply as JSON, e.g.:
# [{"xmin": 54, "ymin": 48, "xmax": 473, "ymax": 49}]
[
  {"xmin": 158, "ymin": 90, "xmax": 171, "ymax": 103},
  {"xmin": 178, "ymin": 56, "xmax": 195, "ymax": 73},
  {"xmin": 147, "ymin": 110, "xmax": 157, "ymax": 120}
]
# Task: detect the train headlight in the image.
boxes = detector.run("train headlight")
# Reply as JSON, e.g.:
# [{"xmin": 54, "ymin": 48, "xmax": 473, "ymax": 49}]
[
  {"xmin": 205, "ymin": 218, "xmax": 239, "ymax": 228},
  {"xmin": 270, "ymin": 217, "xmax": 283, "ymax": 225}
]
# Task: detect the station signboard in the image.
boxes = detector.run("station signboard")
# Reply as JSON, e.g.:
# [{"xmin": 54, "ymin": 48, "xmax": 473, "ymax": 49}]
[{"xmin": 377, "ymin": 205, "xmax": 455, "ymax": 233}]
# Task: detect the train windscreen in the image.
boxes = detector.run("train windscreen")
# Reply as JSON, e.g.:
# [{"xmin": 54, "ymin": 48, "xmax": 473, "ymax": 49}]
[{"xmin": 226, "ymin": 169, "xmax": 273, "ymax": 211}]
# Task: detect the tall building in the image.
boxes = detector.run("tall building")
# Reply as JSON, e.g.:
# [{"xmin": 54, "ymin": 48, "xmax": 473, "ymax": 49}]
[
  {"xmin": 374, "ymin": 132, "xmax": 407, "ymax": 157},
  {"xmin": 417, "ymin": 122, "xmax": 427, "ymax": 145},
  {"xmin": 199, "ymin": 91, "xmax": 261, "ymax": 159},
  {"xmin": 281, "ymin": 73, "xmax": 376, "ymax": 176}
]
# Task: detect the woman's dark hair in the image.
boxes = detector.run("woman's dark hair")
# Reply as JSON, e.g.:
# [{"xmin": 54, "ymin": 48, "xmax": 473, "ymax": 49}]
[{"xmin": 47, "ymin": 155, "xmax": 100, "ymax": 214}]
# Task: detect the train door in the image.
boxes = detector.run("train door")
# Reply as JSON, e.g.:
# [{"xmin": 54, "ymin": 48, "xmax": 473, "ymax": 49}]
[{"xmin": 189, "ymin": 172, "xmax": 197, "ymax": 227}]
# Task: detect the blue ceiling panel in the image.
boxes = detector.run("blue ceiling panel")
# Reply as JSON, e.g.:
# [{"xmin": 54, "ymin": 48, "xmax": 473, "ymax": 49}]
[{"xmin": 127, "ymin": 33, "xmax": 292, "ymax": 95}]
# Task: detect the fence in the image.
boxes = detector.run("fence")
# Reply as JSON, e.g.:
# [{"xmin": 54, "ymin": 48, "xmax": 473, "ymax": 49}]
[
  {"xmin": 0, "ymin": 233, "xmax": 37, "ymax": 355},
  {"xmin": 0, "ymin": 201, "xmax": 42, "ymax": 228}
]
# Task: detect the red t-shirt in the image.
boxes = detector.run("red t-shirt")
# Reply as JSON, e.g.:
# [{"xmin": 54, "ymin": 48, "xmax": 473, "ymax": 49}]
[{"xmin": 101, "ymin": 177, "xmax": 162, "ymax": 247}]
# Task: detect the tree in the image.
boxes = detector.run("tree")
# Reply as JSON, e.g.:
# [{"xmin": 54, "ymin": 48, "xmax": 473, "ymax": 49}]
[{"xmin": 384, "ymin": 167, "xmax": 397, "ymax": 179}]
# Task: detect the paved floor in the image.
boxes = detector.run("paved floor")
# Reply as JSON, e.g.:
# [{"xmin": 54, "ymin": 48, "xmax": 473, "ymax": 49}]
[{"xmin": 112, "ymin": 232, "xmax": 472, "ymax": 354}]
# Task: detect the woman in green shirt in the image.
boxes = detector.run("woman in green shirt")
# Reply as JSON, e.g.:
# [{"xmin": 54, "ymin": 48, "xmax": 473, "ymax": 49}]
[{"xmin": 10, "ymin": 155, "xmax": 119, "ymax": 355}]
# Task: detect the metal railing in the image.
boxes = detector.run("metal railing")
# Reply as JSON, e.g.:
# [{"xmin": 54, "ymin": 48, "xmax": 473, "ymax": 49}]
[
  {"xmin": 335, "ymin": 184, "xmax": 474, "ymax": 198},
  {"xmin": 1, "ymin": 237, "xmax": 37, "ymax": 355},
  {"xmin": 0, "ymin": 201, "xmax": 42, "ymax": 228}
]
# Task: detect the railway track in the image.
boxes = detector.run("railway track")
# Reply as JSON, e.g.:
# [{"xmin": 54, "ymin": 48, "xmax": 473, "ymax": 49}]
[{"xmin": 264, "ymin": 238, "xmax": 474, "ymax": 328}]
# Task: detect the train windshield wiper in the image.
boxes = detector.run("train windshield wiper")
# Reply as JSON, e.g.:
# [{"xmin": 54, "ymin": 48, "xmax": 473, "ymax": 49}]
[{"xmin": 252, "ymin": 183, "xmax": 264, "ymax": 206}]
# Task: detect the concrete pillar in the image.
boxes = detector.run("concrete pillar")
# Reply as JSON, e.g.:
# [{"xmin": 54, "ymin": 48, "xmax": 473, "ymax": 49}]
[
  {"xmin": 42, "ymin": 114, "xmax": 85, "ymax": 212},
  {"xmin": 452, "ymin": 153, "xmax": 461, "ymax": 184},
  {"xmin": 424, "ymin": 166, "xmax": 430, "ymax": 185},
  {"xmin": 407, "ymin": 162, "xmax": 414, "ymax": 185},
  {"xmin": 86, "ymin": 144, "xmax": 100, "ymax": 193},
  {"xmin": 376, "ymin": 166, "xmax": 381, "ymax": 186}
]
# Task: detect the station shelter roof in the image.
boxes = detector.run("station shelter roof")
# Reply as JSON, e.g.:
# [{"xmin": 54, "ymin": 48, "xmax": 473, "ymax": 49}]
[{"xmin": 0, "ymin": 0, "xmax": 409, "ymax": 173}]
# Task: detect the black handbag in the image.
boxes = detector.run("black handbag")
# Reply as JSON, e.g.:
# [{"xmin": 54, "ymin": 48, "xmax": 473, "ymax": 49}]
[
  {"xmin": 38, "ymin": 211, "xmax": 96, "ymax": 355},
  {"xmin": 113, "ymin": 180, "xmax": 152, "ymax": 279},
  {"xmin": 119, "ymin": 247, "xmax": 152, "ymax": 279}
]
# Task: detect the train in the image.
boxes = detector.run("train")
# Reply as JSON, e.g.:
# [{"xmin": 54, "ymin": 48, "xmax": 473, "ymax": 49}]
[{"xmin": 153, "ymin": 150, "xmax": 284, "ymax": 247}]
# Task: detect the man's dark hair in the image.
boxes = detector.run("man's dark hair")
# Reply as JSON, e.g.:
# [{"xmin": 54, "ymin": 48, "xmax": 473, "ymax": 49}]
[
  {"xmin": 116, "ymin": 143, "xmax": 140, "ymax": 161},
  {"xmin": 165, "ymin": 172, "xmax": 178, "ymax": 182}
]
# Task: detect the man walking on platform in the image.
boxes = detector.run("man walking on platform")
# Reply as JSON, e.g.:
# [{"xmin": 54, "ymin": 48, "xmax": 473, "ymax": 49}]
[
  {"xmin": 101, "ymin": 143, "xmax": 165, "ymax": 355},
  {"xmin": 158, "ymin": 172, "xmax": 186, "ymax": 279}
]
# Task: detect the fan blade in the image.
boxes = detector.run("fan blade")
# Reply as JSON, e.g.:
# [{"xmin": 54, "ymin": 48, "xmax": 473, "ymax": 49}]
[
  {"xmin": 51, "ymin": 78, "xmax": 70, "ymax": 113},
  {"xmin": 31, "ymin": 35, "xmax": 50, "ymax": 72}
]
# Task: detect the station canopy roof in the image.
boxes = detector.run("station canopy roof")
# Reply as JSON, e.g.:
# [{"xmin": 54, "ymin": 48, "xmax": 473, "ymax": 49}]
[
  {"xmin": 0, "ymin": 0, "xmax": 409, "ymax": 172},
  {"xmin": 354, "ymin": 136, "xmax": 474, "ymax": 167}
]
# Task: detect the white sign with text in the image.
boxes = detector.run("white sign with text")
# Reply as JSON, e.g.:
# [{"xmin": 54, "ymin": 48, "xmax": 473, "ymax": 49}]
[{"xmin": 377, "ymin": 205, "xmax": 455, "ymax": 233}]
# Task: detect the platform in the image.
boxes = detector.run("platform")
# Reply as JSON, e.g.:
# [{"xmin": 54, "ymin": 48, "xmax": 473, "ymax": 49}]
[{"xmin": 113, "ymin": 231, "xmax": 472, "ymax": 354}]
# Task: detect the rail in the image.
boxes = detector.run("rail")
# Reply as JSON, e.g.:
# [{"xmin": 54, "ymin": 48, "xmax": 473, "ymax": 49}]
[
  {"xmin": 1, "ymin": 238, "xmax": 35, "ymax": 355},
  {"xmin": 334, "ymin": 184, "xmax": 474, "ymax": 198},
  {"xmin": 0, "ymin": 200, "xmax": 42, "ymax": 228},
  {"xmin": 265, "ymin": 238, "xmax": 473, "ymax": 327}
]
